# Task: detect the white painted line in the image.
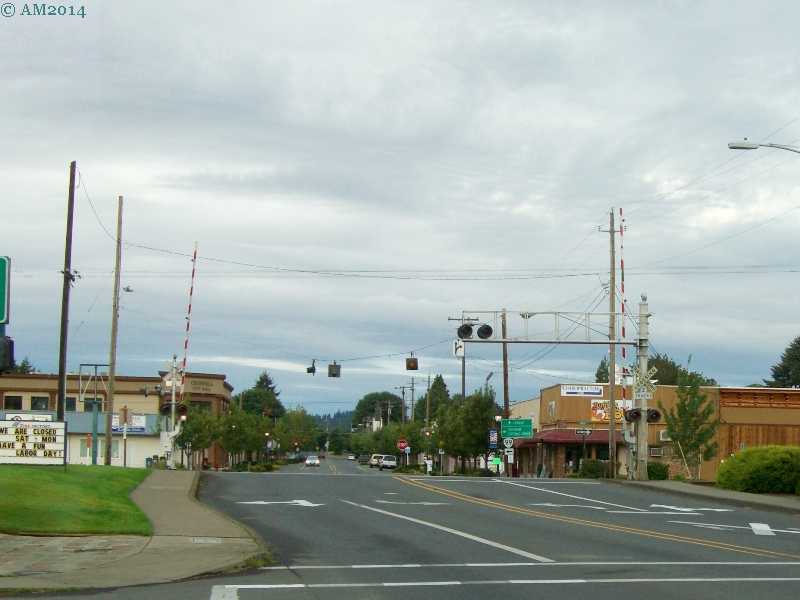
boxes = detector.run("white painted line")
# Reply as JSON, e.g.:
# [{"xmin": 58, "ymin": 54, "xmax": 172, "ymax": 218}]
[
  {"xmin": 750, "ymin": 523, "xmax": 776, "ymax": 536},
  {"xmin": 209, "ymin": 585, "xmax": 239, "ymax": 600},
  {"xmin": 497, "ymin": 478, "xmax": 646, "ymax": 511},
  {"xmin": 384, "ymin": 492, "xmax": 399, "ymax": 495},
  {"xmin": 259, "ymin": 561, "xmax": 800, "ymax": 571},
  {"xmin": 237, "ymin": 499, "xmax": 324, "ymax": 507},
  {"xmin": 408, "ymin": 477, "xmax": 600, "ymax": 484},
  {"xmin": 529, "ymin": 503, "xmax": 607, "ymax": 510},
  {"xmin": 340, "ymin": 499, "xmax": 553, "ymax": 562},
  {"xmin": 652, "ymin": 504, "xmax": 733, "ymax": 513},
  {"xmin": 375, "ymin": 500, "xmax": 449, "ymax": 506},
  {"xmin": 607, "ymin": 511, "xmax": 702, "ymax": 515},
  {"xmin": 670, "ymin": 520, "xmax": 800, "ymax": 536},
  {"xmin": 223, "ymin": 577, "xmax": 800, "ymax": 591}
]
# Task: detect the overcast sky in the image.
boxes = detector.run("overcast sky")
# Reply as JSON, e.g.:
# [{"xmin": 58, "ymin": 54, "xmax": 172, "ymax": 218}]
[{"xmin": 3, "ymin": 1, "xmax": 800, "ymax": 414}]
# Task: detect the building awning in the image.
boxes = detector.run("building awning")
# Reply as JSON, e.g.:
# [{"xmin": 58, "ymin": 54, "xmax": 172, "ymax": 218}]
[{"xmin": 514, "ymin": 428, "xmax": 624, "ymax": 447}]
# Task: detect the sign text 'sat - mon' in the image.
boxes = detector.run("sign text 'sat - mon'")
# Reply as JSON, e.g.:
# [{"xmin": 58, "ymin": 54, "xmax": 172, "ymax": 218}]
[
  {"xmin": 0, "ymin": 420, "xmax": 66, "ymax": 465},
  {"xmin": 500, "ymin": 418, "xmax": 533, "ymax": 438},
  {"xmin": 0, "ymin": 256, "xmax": 9, "ymax": 324}
]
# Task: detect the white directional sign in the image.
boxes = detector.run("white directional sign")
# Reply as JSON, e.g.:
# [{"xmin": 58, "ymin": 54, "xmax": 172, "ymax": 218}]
[
  {"xmin": 453, "ymin": 339, "xmax": 464, "ymax": 358},
  {"xmin": 504, "ymin": 449, "xmax": 514, "ymax": 461},
  {"xmin": 0, "ymin": 420, "xmax": 66, "ymax": 465},
  {"xmin": 237, "ymin": 500, "xmax": 325, "ymax": 507}
]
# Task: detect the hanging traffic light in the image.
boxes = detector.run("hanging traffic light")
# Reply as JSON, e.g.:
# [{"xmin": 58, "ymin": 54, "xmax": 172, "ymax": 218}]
[
  {"xmin": 307, "ymin": 359, "xmax": 316, "ymax": 375},
  {"xmin": 328, "ymin": 362, "xmax": 341, "ymax": 378},
  {"xmin": 457, "ymin": 324, "xmax": 473, "ymax": 339},
  {"xmin": 406, "ymin": 354, "xmax": 418, "ymax": 370},
  {"xmin": 477, "ymin": 324, "xmax": 493, "ymax": 339}
]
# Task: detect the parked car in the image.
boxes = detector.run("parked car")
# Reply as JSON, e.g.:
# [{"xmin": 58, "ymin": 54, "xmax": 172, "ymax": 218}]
[
  {"xmin": 369, "ymin": 453, "xmax": 383, "ymax": 468},
  {"xmin": 347, "ymin": 454, "xmax": 356, "ymax": 461},
  {"xmin": 305, "ymin": 455, "xmax": 320, "ymax": 467},
  {"xmin": 357, "ymin": 454, "xmax": 370, "ymax": 465},
  {"xmin": 379, "ymin": 455, "xmax": 398, "ymax": 470}
]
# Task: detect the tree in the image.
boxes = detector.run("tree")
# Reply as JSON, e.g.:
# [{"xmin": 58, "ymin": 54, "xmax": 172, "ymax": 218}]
[
  {"xmin": 765, "ymin": 335, "xmax": 800, "ymax": 387},
  {"xmin": 275, "ymin": 408, "xmax": 320, "ymax": 452},
  {"xmin": 595, "ymin": 356, "xmax": 609, "ymax": 383},
  {"xmin": 235, "ymin": 371, "xmax": 285, "ymax": 419},
  {"xmin": 9, "ymin": 357, "xmax": 36, "ymax": 374},
  {"xmin": 414, "ymin": 375, "xmax": 450, "ymax": 423},
  {"xmin": 435, "ymin": 387, "xmax": 498, "ymax": 472},
  {"xmin": 659, "ymin": 373, "xmax": 719, "ymax": 479},
  {"xmin": 352, "ymin": 392, "xmax": 403, "ymax": 428},
  {"xmin": 175, "ymin": 407, "xmax": 219, "ymax": 466}
]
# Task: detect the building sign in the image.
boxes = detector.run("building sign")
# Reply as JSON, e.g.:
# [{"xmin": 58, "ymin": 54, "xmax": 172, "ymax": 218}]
[
  {"xmin": 5, "ymin": 413, "xmax": 53, "ymax": 422},
  {"xmin": 487, "ymin": 428, "xmax": 498, "ymax": 449},
  {"xmin": 561, "ymin": 385, "xmax": 604, "ymax": 397},
  {"xmin": 590, "ymin": 399, "xmax": 632, "ymax": 422},
  {"xmin": 112, "ymin": 414, "xmax": 146, "ymax": 433},
  {"xmin": 0, "ymin": 420, "xmax": 66, "ymax": 465}
]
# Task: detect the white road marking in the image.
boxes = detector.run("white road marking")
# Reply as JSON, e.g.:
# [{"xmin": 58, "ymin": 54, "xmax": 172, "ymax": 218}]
[
  {"xmin": 218, "ymin": 577, "xmax": 800, "ymax": 593},
  {"xmin": 259, "ymin": 561, "xmax": 800, "ymax": 571},
  {"xmin": 529, "ymin": 503, "xmax": 607, "ymax": 509},
  {"xmin": 750, "ymin": 523, "xmax": 776, "ymax": 536},
  {"xmin": 209, "ymin": 585, "xmax": 239, "ymax": 600},
  {"xmin": 670, "ymin": 520, "xmax": 800, "ymax": 536},
  {"xmin": 375, "ymin": 500, "xmax": 449, "ymax": 506},
  {"xmin": 341, "ymin": 499, "xmax": 553, "ymax": 562},
  {"xmin": 236, "ymin": 499, "xmax": 325, "ymax": 507},
  {"xmin": 383, "ymin": 492, "xmax": 399, "ymax": 495},
  {"xmin": 607, "ymin": 511, "xmax": 702, "ymax": 515},
  {"xmin": 496, "ymin": 478, "xmax": 646, "ymax": 511},
  {"xmin": 651, "ymin": 504, "xmax": 733, "ymax": 513},
  {"xmin": 408, "ymin": 477, "xmax": 600, "ymax": 484}
]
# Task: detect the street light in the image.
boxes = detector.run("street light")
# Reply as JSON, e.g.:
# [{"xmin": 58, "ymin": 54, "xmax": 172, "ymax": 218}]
[{"xmin": 728, "ymin": 139, "xmax": 800, "ymax": 154}]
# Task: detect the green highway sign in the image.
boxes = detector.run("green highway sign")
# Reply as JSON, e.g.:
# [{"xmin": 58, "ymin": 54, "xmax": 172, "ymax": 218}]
[
  {"xmin": 0, "ymin": 257, "xmax": 8, "ymax": 324},
  {"xmin": 500, "ymin": 418, "xmax": 533, "ymax": 439}
]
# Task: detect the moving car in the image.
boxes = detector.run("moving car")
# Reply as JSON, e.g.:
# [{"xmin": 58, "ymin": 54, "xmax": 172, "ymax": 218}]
[
  {"xmin": 305, "ymin": 455, "xmax": 320, "ymax": 467},
  {"xmin": 357, "ymin": 455, "xmax": 370, "ymax": 465},
  {"xmin": 347, "ymin": 454, "xmax": 356, "ymax": 460},
  {"xmin": 379, "ymin": 455, "xmax": 398, "ymax": 470},
  {"xmin": 368, "ymin": 453, "xmax": 383, "ymax": 468}
]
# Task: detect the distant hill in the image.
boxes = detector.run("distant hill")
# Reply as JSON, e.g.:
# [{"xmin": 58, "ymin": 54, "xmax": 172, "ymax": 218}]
[{"xmin": 313, "ymin": 410, "xmax": 355, "ymax": 431}]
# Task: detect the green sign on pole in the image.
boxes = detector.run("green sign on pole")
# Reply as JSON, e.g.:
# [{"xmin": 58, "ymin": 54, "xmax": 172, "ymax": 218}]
[
  {"xmin": 500, "ymin": 418, "xmax": 533, "ymax": 438},
  {"xmin": 0, "ymin": 257, "xmax": 9, "ymax": 325}
]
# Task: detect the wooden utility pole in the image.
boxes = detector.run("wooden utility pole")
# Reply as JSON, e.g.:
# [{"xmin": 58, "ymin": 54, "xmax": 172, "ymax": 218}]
[
  {"xmin": 501, "ymin": 309, "xmax": 509, "ymax": 417},
  {"xmin": 425, "ymin": 373, "xmax": 431, "ymax": 428},
  {"xmin": 105, "ymin": 195, "xmax": 123, "ymax": 465},
  {"xmin": 608, "ymin": 209, "xmax": 617, "ymax": 478},
  {"xmin": 410, "ymin": 377, "xmax": 416, "ymax": 422},
  {"xmin": 57, "ymin": 161, "xmax": 77, "ymax": 422}
]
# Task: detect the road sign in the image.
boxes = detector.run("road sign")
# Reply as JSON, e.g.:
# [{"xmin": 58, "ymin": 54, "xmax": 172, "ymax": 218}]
[
  {"xmin": 453, "ymin": 339, "xmax": 464, "ymax": 357},
  {"xmin": 575, "ymin": 428, "xmax": 592, "ymax": 436},
  {"xmin": 500, "ymin": 418, "xmax": 532, "ymax": 438},
  {"xmin": 0, "ymin": 257, "xmax": 8, "ymax": 324},
  {"xmin": 488, "ymin": 428, "xmax": 498, "ymax": 449},
  {"xmin": 634, "ymin": 389, "xmax": 653, "ymax": 402},
  {"xmin": 504, "ymin": 449, "xmax": 515, "ymax": 461},
  {"xmin": 438, "ymin": 448, "xmax": 445, "ymax": 455},
  {"xmin": 491, "ymin": 457, "xmax": 502, "ymax": 465},
  {"xmin": 502, "ymin": 437, "xmax": 514, "ymax": 449},
  {"xmin": 404, "ymin": 446, "xmax": 411, "ymax": 455},
  {"xmin": 396, "ymin": 438, "xmax": 408, "ymax": 450}
]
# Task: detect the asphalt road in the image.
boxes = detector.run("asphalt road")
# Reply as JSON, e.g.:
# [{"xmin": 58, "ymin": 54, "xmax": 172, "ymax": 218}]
[{"xmin": 23, "ymin": 456, "xmax": 800, "ymax": 599}]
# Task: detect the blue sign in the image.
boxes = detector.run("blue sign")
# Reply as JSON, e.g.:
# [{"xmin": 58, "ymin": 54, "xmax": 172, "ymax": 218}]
[{"xmin": 488, "ymin": 428, "xmax": 498, "ymax": 449}]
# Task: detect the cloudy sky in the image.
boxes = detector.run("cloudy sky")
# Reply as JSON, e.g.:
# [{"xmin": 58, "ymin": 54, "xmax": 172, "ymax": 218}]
[{"xmin": 3, "ymin": 1, "xmax": 799, "ymax": 414}]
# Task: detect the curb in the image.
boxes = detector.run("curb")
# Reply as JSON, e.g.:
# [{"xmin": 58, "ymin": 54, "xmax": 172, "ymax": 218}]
[{"xmin": 607, "ymin": 479, "xmax": 800, "ymax": 516}]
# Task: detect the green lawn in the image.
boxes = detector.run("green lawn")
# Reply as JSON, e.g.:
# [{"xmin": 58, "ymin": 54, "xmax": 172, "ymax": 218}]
[{"xmin": 0, "ymin": 465, "xmax": 153, "ymax": 535}]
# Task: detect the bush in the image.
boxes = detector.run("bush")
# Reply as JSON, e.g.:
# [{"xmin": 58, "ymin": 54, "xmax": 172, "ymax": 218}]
[
  {"xmin": 672, "ymin": 472, "xmax": 686, "ymax": 482},
  {"xmin": 717, "ymin": 445, "xmax": 800, "ymax": 494},
  {"xmin": 578, "ymin": 459, "xmax": 607, "ymax": 479},
  {"xmin": 647, "ymin": 462, "xmax": 669, "ymax": 480},
  {"xmin": 394, "ymin": 465, "xmax": 425, "ymax": 474}
]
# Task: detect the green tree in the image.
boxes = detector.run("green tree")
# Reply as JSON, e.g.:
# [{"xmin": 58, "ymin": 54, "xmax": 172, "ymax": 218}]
[
  {"xmin": 219, "ymin": 408, "xmax": 253, "ymax": 463},
  {"xmin": 9, "ymin": 357, "xmax": 36, "ymax": 374},
  {"xmin": 328, "ymin": 429, "xmax": 346, "ymax": 454},
  {"xmin": 595, "ymin": 356, "xmax": 609, "ymax": 383},
  {"xmin": 175, "ymin": 407, "xmax": 220, "ymax": 464},
  {"xmin": 275, "ymin": 408, "xmax": 320, "ymax": 452},
  {"xmin": 352, "ymin": 392, "xmax": 403, "ymax": 428},
  {"xmin": 435, "ymin": 387, "xmax": 498, "ymax": 472},
  {"xmin": 765, "ymin": 335, "xmax": 800, "ymax": 387},
  {"xmin": 235, "ymin": 371, "xmax": 285, "ymax": 419},
  {"xmin": 659, "ymin": 373, "xmax": 719, "ymax": 479},
  {"xmin": 414, "ymin": 375, "xmax": 450, "ymax": 423}
]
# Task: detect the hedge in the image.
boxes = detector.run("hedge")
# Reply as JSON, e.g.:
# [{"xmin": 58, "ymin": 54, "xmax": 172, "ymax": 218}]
[
  {"xmin": 647, "ymin": 462, "xmax": 669, "ymax": 480},
  {"xmin": 717, "ymin": 445, "xmax": 800, "ymax": 494},
  {"xmin": 578, "ymin": 459, "xmax": 607, "ymax": 479}
]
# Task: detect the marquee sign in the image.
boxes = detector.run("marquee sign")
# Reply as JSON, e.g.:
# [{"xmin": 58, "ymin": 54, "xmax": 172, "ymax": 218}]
[{"xmin": 0, "ymin": 420, "xmax": 66, "ymax": 465}]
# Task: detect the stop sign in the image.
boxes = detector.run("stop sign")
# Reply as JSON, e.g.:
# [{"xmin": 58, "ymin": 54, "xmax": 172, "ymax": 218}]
[{"xmin": 396, "ymin": 438, "xmax": 408, "ymax": 450}]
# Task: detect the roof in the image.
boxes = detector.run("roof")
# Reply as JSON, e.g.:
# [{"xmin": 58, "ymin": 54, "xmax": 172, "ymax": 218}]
[{"xmin": 515, "ymin": 428, "xmax": 625, "ymax": 447}]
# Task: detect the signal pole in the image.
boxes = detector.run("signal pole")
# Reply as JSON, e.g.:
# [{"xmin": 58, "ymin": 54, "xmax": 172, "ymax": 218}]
[
  {"xmin": 57, "ymin": 161, "xmax": 77, "ymax": 422},
  {"xmin": 105, "ymin": 196, "xmax": 123, "ymax": 465},
  {"xmin": 636, "ymin": 295, "xmax": 650, "ymax": 480},
  {"xmin": 607, "ymin": 209, "xmax": 617, "ymax": 478}
]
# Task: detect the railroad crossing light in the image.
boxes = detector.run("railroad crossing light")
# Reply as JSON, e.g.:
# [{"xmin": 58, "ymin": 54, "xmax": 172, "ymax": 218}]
[
  {"xmin": 307, "ymin": 359, "xmax": 316, "ymax": 375},
  {"xmin": 477, "ymin": 324, "xmax": 493, "ymax": 339},
  {"xmin": 457, "ymin": 324, "xmax": 473, "ymax": 339},
  {"xmin": 328, "ymin": 362, "xmax": 341, "ymax": 378},
  {"xmin": 646, "ymin": 408, "xmax": 661, "ymax": 423},
  {"xmin": 406, "ymin": 355, "xmax": 418, "ymax": 370},
  {"xmin": 624, "ymin": 408, "xmax": 642, "ymax": 423}
]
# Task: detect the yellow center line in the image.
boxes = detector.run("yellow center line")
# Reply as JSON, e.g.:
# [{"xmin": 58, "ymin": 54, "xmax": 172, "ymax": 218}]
[{"xmin": 395, "ymin": 477, "xmax": 800, "ymax": 561}]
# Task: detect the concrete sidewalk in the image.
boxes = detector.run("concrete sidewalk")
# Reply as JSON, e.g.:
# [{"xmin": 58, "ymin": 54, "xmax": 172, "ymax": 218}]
[
  {"xmin": 0, "ymin": 470, "xmax": 263, "ymax": 592},
  {"xmin": 611, "ymin": 479, "xmax": 800, "ymax": 514}
]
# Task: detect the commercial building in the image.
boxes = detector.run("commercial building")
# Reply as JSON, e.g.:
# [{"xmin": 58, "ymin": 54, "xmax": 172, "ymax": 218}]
[
  {"xmin": 0, "ymin": 369, "xmax": 233, "ymax": 468},
  {"xmin": 512, "ymin": 383, "xmax": 800, "ymax": 479}
]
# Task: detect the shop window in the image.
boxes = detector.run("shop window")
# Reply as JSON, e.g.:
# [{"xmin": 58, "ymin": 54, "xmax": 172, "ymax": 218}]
[
  {"xmin": 65, "ymin": 397, "xmax": 76, "ymax": 412},
  {"xmin": 31, "ymin": 396, "xmax": 49, "ymax": 411},
  {"xmin": 3, "ymin": 396, "xmax": 22, "ymax": 410},
  {"xmin": 80, "ymin": 439, "xmax": 120, "ymax": 459}
]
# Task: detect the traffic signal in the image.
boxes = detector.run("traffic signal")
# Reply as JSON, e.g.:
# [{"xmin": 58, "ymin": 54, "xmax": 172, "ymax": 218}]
[
  {"xmin": 624, "ymin": 408, "xmax": 642, "ymax": 423},
  {"xmin": 457, "ymin": 324, "xmax": 473, "ymax": 339},
  {"xmin": 328, "ymin": 362, "xmax": 341, "ymax": 378},
  {"xmin": 646, "ymin": 408, "xmax": 661, "ymax": 423},
  {"xmin": 0, "ymin": 336, "xmax": 14, "ymax": 373},
  {"xmin": 406, "ymin": 356, "xmax": 418, "ymax": 370},
  {"xmin": 477, "ymin": 324, "xmax": 493, "ymax": 339},
  {"xmin": 307, "ymin": 359, "xmax": 316, "ymax": 375}
]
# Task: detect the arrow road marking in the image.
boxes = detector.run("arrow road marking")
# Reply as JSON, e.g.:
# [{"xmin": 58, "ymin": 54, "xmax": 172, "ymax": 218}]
[
  {"xmin": 496, "ymin": 479, "xmax": 646, "ymax": 511},
  {"xmin": 670, "ymin": 521, "xmax": 800, "ymax": 536},
  {"xmin": 237, "ymin": 500, "xmax": 325, "ymax": 507},
  {"xmin": 375, "ymin": 500, "xmax": 449, "ymax": 506},
  {"xmin": 750, "ymin": 523, "xmax": 776, "ymax": 536},
  {"xmin": 652, "ymin": 504, "xmax": 733, "ymax": 513}
]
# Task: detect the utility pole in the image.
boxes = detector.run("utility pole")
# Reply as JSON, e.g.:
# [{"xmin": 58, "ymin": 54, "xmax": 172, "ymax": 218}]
[
  {"xmin": 410, "ymin": 377, "xmax": 416, "ymax": 422},
  {"xmin": 395, "ymin": 386, "xmax": 407, "ymax": 422},
  {"xmin": 607, "ymin": 209, "xmax": 617, "ymax": 479},
  {"xmin": 636, "ymin": 295, "xmax": 650, "ymax": 481},
  {"xmin": 170, "ymin": 354, "xmax": 178, "ymax": 431},
  {"xmin": 425, "ymin": 373, "xmax": 431, "ymax": 428},
  {"xmin": 105, "ymin": 196, "xmax": 123, "ymax": 465},
  {"xmin": 501, "ymin": 309, "xmax": 509, "ymax": 417},
  {"xmin": 57, "ymin": 161, "xmax": 77, "ymax": 422}
]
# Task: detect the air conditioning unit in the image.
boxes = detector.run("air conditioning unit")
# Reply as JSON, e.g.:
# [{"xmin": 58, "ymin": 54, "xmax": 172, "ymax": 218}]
[
  {"xmin": 649, "ymin": 446, "xmax": 663, "ymax": 457},
  {"xmin": 659, "ymin": 430, "xmax": 672, "ymax": 442}
]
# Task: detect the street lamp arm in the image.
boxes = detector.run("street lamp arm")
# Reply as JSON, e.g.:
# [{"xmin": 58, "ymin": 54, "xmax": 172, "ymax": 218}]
[
  {"xmin": 728, "ymin": 140, "xmax": 800, "ymax": 154},
  {"xmin": 761, "ymin": 142, "xmax": 800, "ymax": 154}
]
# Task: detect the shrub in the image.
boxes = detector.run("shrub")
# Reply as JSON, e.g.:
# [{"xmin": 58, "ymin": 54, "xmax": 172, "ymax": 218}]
[
  {"xmin": 394, "ymin": 465, "xmax": 425, "ymax": 474},
  {"xmin": 647, "ymin": 462, "xmax": 669, "ymax": 480},
  {"xmin": 578, "ymin": 459, "xmax": 607, "ymax": 479},
  {"xmin": 672, "ymin": 472, "xmax": 686, "ymax": 482},
  {"xmin": 717, "ymin": 445, "xmax": 800, "ymax": 494}
]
